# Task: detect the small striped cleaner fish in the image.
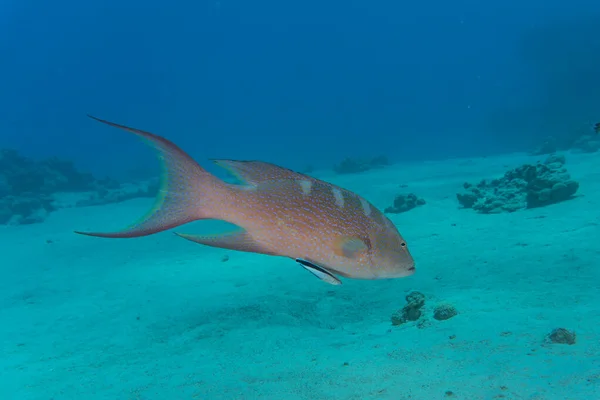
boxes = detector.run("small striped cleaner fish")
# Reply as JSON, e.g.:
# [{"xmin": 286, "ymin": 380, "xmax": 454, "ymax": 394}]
[{"xmin": 76, "ymin": 116, "xmax": 416, "ymax": 285}]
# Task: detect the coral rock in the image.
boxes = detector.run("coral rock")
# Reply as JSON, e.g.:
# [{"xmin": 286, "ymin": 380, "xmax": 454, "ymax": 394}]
[
  {"xmin": 546, "ymin": 328, "xmax": 576, "ymax": 345},
  {"xmin": 391, "ymin": 291, "xmax": 426, "ymax": 326},
  {"xmin": 385, "ymin": 193, "xmax": 425, "ymax": 214},
  {"xmin": 433, "ymin": 304, "xmax": 458, "ymax": 321},
  {"xmin": 0, "ymin": 149, "xmax": 157, "ymax": 225},
  {"xmin": 457, "ymin": 154, "xmax": 579, "ymax": 213}
]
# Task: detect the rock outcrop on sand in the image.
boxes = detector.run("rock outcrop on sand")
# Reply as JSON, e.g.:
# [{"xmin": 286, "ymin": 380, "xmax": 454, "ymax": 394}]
[
  {"xmin": 0, "ymin": 149, "xmax": 156, "ymax": 224},
  {"xmin": 457, "ymin": 154, "xmax": 579, "ymax": 213},
  {"xmin": 384, "ymin": 193, "xmax": 425, "ymax": 214}
]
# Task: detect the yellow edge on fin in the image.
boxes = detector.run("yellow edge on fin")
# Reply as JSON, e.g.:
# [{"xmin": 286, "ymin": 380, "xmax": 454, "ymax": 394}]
[
  {"xmin": 124, "ymin": 142, "xmax": 170, "ymax": 231},
  {"xmin": 211, "ymin": 160, "xmax": 248, "ymax": 185}
]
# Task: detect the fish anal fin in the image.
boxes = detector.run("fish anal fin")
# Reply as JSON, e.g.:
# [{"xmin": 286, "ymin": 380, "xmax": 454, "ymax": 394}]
[
  {"xmin": 296, "ymin": 258, "xmax": 342, "ymax": 285},
  {"xmin": 175, "ymin": 230, "xmax": 275, "ymax": 255}
]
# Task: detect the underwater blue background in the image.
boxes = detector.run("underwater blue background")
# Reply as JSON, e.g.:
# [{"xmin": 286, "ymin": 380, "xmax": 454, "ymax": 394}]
[
  {"xmin": 2, "ymin": 0, "xmax": 599, "ymax": 177},
  {"xmin": 2, "ymin": 1, "xmax": 600, "ymax": 399}
]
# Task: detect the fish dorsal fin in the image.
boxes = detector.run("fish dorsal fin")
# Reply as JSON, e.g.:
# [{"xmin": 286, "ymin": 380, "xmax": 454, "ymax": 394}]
[
  {"xmin": 212, "ymin": 159, "xmax": 315, "ymax": 185},
  {"xmin": 175, "ymin": 230, "xmax": 276, "ymax": 255},
  {"xmin": 296, "ymin": 258, "xmax": 342, "ymax": 285},
  {"xmin": 333, "ymin": 236, "xmax": 369, "ymax": 259}
]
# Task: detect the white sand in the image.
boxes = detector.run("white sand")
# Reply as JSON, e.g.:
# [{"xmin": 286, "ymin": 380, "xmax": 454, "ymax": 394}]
[{"xmin": 1, "ymin": 150, "xmax": 599, "ymax": 400}]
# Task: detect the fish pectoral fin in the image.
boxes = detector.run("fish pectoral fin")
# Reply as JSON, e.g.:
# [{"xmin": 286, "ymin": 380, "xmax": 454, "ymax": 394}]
[
  {"xmin": 334, "ymin": 236, "xmax": 369, "ymax": 259},
  {"xmin": 175, "ymin": 230, "xmax": 275, "ymax": 255},
  {"xmin": 296, "ymin": 258, "xmax": 342, "ymax": 285}
]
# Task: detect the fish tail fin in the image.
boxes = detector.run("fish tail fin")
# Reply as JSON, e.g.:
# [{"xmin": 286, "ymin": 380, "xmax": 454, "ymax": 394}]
[{"xmin": 75, "ymin": 115, "xmax": 225, "ymax": 238}]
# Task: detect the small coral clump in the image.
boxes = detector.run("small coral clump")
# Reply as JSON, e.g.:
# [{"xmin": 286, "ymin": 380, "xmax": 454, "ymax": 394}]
[
  {"xmin": 457, "ymin": 154, "xmax": 579, "ymax": 213},
  {"xmin": 391, "ymin": 292, "xmax": 459, "ymax": 327},
  {"xmin": 433, "ymin": 304, "xmax": 458, "ymax": 321},
  {"xmin": 391, "ymin": 291, "xmax": 425, "ymax": 326},
  {"xmin": 385, "ymin": 193, "xmax": 425, "ymax": 214},
  {"xmin": 546, "ymin": 328, "xmax": 576, "ymax": 345}
]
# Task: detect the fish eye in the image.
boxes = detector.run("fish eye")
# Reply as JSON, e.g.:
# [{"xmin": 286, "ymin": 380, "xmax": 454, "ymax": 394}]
[{"xmin": 400, "ymin": 242, "xmax": 406, "ymax": 247}]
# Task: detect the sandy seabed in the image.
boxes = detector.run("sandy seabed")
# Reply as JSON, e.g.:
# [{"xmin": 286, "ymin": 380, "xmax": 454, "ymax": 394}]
[{"xmin": 1, "ymin": 150, "xmax": 599, "ymax": 400}]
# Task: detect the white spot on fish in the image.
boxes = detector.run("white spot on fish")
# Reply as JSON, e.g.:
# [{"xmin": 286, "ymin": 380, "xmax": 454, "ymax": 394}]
[
  {"xmin": 332, "ymin": 188, "xmax": 345, "ymax": 208},
  {"xmin": 360, "ymin": 197, "xmax": 371, "ymax": 216},
  {"xmin": 299, "ymin": 180, "xmax": 313, "ymax": 196},
  {"xmin": 383, "ymin": 215, "xmax": 394, "ymax": 228}
]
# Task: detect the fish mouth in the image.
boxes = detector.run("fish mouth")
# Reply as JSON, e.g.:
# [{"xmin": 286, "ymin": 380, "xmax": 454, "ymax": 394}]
[
  {"xmin": 382, "ymin": 264, "xmax": 415, "ymax": 278},
  {"xmin": 402, "ymin": 264, "xmax": 416, "ymax": 277}
]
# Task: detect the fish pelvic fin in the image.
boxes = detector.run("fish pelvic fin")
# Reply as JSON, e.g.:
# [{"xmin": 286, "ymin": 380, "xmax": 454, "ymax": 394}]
[
  {"xmin": 296, "ymin": 258, "xmax": 342, "ymax": 285},
  {"xmin": 175, "ymin": 230, "xmax": 276, "ymax": 255},
  {"xmin": 75, "ymin": 116, "xmax": 225, "ymax": 238}
]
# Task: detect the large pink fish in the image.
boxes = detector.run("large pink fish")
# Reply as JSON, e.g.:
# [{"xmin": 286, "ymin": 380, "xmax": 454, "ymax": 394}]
[{"xmin": 76, "ymin": 116, "xmax": 415, "ymax": 285}]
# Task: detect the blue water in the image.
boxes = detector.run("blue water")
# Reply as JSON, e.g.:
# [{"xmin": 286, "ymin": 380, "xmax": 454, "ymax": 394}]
[
  {"xmin": 2, "ymin": 0, "xmax": 598, "ymax": 173},
  {"xmin": 1, "ymin": 0, "xmax": 600, "ymax": 399}
]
